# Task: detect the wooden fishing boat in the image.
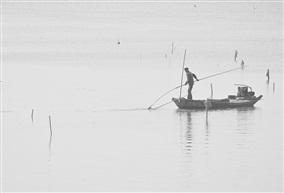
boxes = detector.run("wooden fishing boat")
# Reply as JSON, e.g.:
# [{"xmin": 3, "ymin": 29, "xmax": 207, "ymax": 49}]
[
  {"xmin": 172, "ymin": 84, "xmax": 262, "ymax": 109},
  {"xmin": 148, "ymin": 66, "xmax": 250, "ymax": 110}
]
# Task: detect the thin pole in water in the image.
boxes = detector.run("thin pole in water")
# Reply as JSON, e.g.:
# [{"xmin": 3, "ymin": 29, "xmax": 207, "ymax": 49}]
[
  {"xmin": 179, "ymin": 49, "xmax": 187, "ymax": 99},
  {"xmin": 49, "ymin": 115, "xmax": 53, "ymax": 149},
  {"xmin": 49, "ymin": 116, "xmax": 52, "ymax": 137},
  {"xmin": 31, "ymin": 109, "xmax": 34, "ymax": 122}
]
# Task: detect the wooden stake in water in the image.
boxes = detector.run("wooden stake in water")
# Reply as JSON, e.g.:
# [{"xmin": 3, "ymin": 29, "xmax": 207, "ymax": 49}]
[
  {"xmin": 266, "ymin": 69, "xmax": 270, "ymax": 79},
  {"xmin": 49, "ymin": 116, "xmax": 52, "ymax": 137},
  {"xmin": 31, "ymin": 109, "xmax": 34, "ymax": 122},
  {"xmin": 179, "ymin": 49, "xmax": 187, "ymax": 99}
]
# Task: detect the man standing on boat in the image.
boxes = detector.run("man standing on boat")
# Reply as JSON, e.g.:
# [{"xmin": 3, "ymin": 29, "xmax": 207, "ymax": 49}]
[{"xmin": 184, "ymin": 67, "xmax": 199, "ymax": 100}]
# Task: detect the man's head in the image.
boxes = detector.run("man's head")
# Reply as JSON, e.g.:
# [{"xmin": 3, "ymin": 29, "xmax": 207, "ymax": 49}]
[{"xmin": 184, "ymin": 67, "xmax": 189, "ymax": 72}]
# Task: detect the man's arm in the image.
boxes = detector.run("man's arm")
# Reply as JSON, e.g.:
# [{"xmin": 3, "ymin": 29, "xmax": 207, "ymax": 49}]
[{"xmin": 192, "ymin": 73, "xmax": 199, "ymax": 81}]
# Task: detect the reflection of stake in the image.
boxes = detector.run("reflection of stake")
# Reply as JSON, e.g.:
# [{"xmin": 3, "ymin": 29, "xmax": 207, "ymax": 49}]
[
  {"xmin": 204, "ymin": 99, "xmax": 212, "ymax": 121},
  {"xmin": 49, "ymin": 134, "xmax": 52, "ymax": 149},
  {"xmin": 273, "ymin": 83, "xmax": 275, "ymax": 93}
]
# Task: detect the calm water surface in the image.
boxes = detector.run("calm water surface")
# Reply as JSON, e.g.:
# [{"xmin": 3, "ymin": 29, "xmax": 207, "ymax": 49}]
[{"xmin": 2, "ymin": 2, "xmax": 283, "ymax": 192}]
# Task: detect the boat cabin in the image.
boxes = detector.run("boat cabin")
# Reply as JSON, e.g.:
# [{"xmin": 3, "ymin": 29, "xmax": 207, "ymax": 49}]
[
  {"xmin": 236, "ymin": 85, "xmax": 255, "ymax": 97},
  {"xmin": 228, "ymin": 84, "xmax": 255, "ymax": 99}
]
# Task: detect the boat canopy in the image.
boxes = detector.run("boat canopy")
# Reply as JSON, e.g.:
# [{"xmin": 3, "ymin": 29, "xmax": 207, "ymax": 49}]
[{"xmin": 234, "ymin": 84, "xmax": 250, "ymax": 88}]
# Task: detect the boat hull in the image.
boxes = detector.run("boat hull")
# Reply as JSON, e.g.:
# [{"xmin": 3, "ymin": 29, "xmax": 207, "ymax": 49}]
[
  {"xmin": 207, "ymin": 95, "xmax": 263, "ymax": 109},
  {"xmin": 172, "ymin": 97, "xmax": 205, "ymax": 109},
  {"xmin": 172, "ymin": 95, "xmax": 262, "ymax": 109}
]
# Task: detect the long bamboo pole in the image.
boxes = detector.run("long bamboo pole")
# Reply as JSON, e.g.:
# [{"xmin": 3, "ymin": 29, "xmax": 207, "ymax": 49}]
[
  {"xmin": 198, "ymin": 66, "xmax": 248, "ymax": 81},
  {"xmin": 179, "ymin": 49, "xmax": 187, "ymax": 99}
]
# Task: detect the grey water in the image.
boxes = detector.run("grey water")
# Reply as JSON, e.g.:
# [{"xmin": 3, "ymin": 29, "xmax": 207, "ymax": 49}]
[{"xmin": 2, "ymin": 1, "xmax": 283, "ymax": 192}]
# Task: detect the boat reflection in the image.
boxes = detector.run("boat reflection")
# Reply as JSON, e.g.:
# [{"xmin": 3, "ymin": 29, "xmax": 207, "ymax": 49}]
[
  {"xmin": 176, "ymin": 106, "xmax": 258, "ymax": 152},
  {"xmin": 176, "ymin": 109, "xmax": 193, "ymax": 152},
  {"xmin": 236, "ymin": 106, "xmax": 258, "ymax": 130},
  {"xmin": 185, "ymin": 111, "xmax": 193, "ymax": 151},
  {"xmin": 176, "ymin": 109, "xmax": 209, "ymax": 152}
]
